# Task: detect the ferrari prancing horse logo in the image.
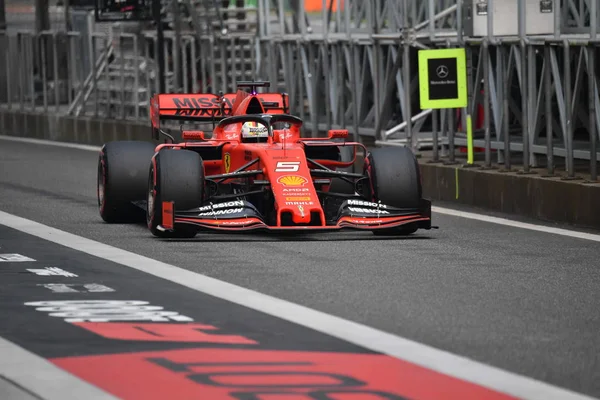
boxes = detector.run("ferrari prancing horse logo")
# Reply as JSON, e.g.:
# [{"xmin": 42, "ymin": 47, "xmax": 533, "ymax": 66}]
[{"xmin": 224, "ymin": 153, "xmax": 231, "ymax": 173}]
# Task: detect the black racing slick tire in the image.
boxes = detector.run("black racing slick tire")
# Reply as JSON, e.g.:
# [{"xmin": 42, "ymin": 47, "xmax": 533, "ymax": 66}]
[
  {"xmin": 147, "ymin": 149, "xmax": 204, "ymax": 238},
  {"xmin": 328, "ymin": 145, "xmax": 356, "ymax": 195},
  {"xmin": 98, "ymin": 141, "xmax": 156, "ymax": 223},
  {"xmin": 364, "ymin": 146, "xmax": 422, "ymax": 236}
]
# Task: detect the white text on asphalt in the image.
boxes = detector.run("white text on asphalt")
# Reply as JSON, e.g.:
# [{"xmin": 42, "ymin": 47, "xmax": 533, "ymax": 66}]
[
  {"xmin": 27, "ymin": 267, "xmax": 78, "ymax": 277},
  {"xmin": 0, "ymin": 253, "xmax": 36, "ymax": 262},
  {"xmin": 38, "ymin": 283, "xmax": 116, "ymax": 293},
  {"xmin": 24, "ymin": 300, "xmax": 194, "ymax": 323}
]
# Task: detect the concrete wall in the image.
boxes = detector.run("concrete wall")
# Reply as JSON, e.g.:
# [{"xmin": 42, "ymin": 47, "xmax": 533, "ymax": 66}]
[
  {"xmin": 420, "ymin": 163, "xmax": 600, "ymax": 230},
  {"xmin": 0, "ymin": 110, "xmax": 153, "ymax": 145},
  {"xmin": 2, "ymin": 108, "xmax": 599, "ymax": 230}
]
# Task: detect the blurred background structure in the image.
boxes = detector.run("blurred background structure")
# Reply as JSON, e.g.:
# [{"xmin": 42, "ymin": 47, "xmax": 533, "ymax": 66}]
[{"xmin": 0, "ymin": 0, "xmax": 599, "ymax": 180}]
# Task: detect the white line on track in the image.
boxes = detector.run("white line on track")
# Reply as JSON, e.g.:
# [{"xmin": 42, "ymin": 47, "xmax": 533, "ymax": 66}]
[
  {"xmin": 0, "ymin": 210, "xmax": 596, "ymax": 400},
  {"xmin": 0, "ymin": 135, "xmax": 102, "ymax": 152},
  {"xmin": 2, "ymin": 134, "xmax": 599, "ymax": 243},
  {"xmin": 0, "ymin": 336, "xmax": 118, "ymax": 400},
  {"xmin": 432, "ymin": 206, "xmax": 600, "ymax": 243}
]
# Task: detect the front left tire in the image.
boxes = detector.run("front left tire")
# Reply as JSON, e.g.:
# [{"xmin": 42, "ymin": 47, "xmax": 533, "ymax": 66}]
[{"xmin": 147, "ymin": 149, "xmax": 205, "ymax": 238}]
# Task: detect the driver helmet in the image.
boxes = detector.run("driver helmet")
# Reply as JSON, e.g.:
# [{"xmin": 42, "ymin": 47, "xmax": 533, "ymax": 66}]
[{"xmin": 241, "ymin": 121, "xmax": 269, "ymax": 138}]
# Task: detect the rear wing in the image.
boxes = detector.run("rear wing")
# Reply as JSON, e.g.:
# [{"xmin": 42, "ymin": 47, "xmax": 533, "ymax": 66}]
[{"xmin": 150, "ymin": 90, "xmax": 289, "ymax": 140}]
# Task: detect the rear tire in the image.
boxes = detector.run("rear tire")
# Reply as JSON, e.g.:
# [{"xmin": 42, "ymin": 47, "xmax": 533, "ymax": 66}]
[
  {"xmin": 365, "ymin": 146, "xmax": 422, "ymax": 236},
  {"xmin": 98, "ymin": 141, "xmax": 156, "ymax": 223},
  {"xmin": 147, "ymin": 149, "xmax": 204, "ymax": 238}
]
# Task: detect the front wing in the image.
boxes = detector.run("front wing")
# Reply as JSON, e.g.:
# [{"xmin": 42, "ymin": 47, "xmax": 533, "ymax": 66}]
[{"xmin": 160, "ymin": 199, "xmax": 432, "ymax": 233}]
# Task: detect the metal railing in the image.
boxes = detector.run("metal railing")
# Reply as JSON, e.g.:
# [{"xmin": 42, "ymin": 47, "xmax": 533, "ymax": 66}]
[
  {"xmin": 1, "ymin": 0, "xmax": 599, "ymax": 180},
  {"xmin": 255, "ymin": 0, "xmax": 600, "ymax": 180},
  {"xmin": 1, "ymin": 30, "xmax": 83, "ymax": 113}
]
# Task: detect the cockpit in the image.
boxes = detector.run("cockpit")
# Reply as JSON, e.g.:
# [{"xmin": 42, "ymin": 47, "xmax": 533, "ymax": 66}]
[
  {"xmin": 241, "ymin": 121, "xmax": 269, "ymax": 139},
  {"xmin": 215, "ymin": 114, "xmax": 303, "ymax": 143}
]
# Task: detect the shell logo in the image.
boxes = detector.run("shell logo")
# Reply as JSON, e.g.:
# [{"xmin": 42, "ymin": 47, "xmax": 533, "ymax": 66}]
[{"xmin": 277, "ymin": 175, "xmax": 308, "ymax": 187}]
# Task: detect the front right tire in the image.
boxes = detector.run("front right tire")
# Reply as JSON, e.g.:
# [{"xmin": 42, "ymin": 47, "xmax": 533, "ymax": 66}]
[
  {"xmin": 97, "ymin": 141, "xmax": 156, "ymax": 223},
  {"xmin": 364, "ymin": 146, "xmax": 422, "ymax": 236}
]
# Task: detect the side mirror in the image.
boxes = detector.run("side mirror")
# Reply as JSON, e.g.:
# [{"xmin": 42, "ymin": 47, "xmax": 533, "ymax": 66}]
[
  {"xmin": 328, "ymin": 129, "xmax": 348, "ymax": 139},
  {"xmin": 182, "ymin": 131, "xmax": 205, "ymax": 141}
]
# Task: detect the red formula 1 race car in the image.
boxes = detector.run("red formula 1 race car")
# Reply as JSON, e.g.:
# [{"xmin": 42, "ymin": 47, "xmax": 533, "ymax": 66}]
[{"xmin": 97, "ymin": 81, "xmax": 433, "ymax": 238}]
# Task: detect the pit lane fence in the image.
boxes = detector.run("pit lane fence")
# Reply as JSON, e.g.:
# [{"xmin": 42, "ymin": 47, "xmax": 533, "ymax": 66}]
[{"xmin": 0, "ymin": 26, "xmax": 599, "ymax": 181}]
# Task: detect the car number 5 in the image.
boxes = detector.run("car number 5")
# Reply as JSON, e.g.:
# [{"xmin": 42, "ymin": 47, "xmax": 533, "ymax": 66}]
[{"xmin": 275, "ymin": 161, "xmax": 300, "ymax": 172}]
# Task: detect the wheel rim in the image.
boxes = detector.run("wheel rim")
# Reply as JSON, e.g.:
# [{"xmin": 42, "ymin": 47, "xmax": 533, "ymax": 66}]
[
  {"xmin": 147, "ymin": 168, "xmax": 156, "ymax": 226},
  {"xmin": 147, "ymin": 188, "xmax": 155, "ymax": 217},
  {"xmin": 97, "ymin": 161, "xmax": 105, "ymax": 211}
]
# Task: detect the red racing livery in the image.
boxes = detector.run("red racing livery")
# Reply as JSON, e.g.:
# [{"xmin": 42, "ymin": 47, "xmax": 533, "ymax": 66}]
[{"xmin": 97, "ymin": 81, "xmax": 433, "ymax": 237}]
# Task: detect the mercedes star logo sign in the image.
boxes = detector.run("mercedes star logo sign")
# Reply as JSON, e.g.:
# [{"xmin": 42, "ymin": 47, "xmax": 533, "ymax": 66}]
[{"xmin": 436, "ymin": 65, "xmax": 449, "ymax": 79}]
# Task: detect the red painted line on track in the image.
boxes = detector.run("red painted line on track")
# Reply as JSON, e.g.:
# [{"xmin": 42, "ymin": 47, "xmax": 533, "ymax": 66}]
[
  {"xmin": 74, "ymin": 322, "xmax": 259, "ymax": 344},
  {"xmin": 51, "ymin": 348, "xmax": 517, "ymax": 400}
]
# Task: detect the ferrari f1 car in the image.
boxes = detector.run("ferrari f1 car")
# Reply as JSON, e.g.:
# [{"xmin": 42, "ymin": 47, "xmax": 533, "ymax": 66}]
[{"xmin": 97, "ymin": 81, "xmax": 433, "ymax": 238}]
